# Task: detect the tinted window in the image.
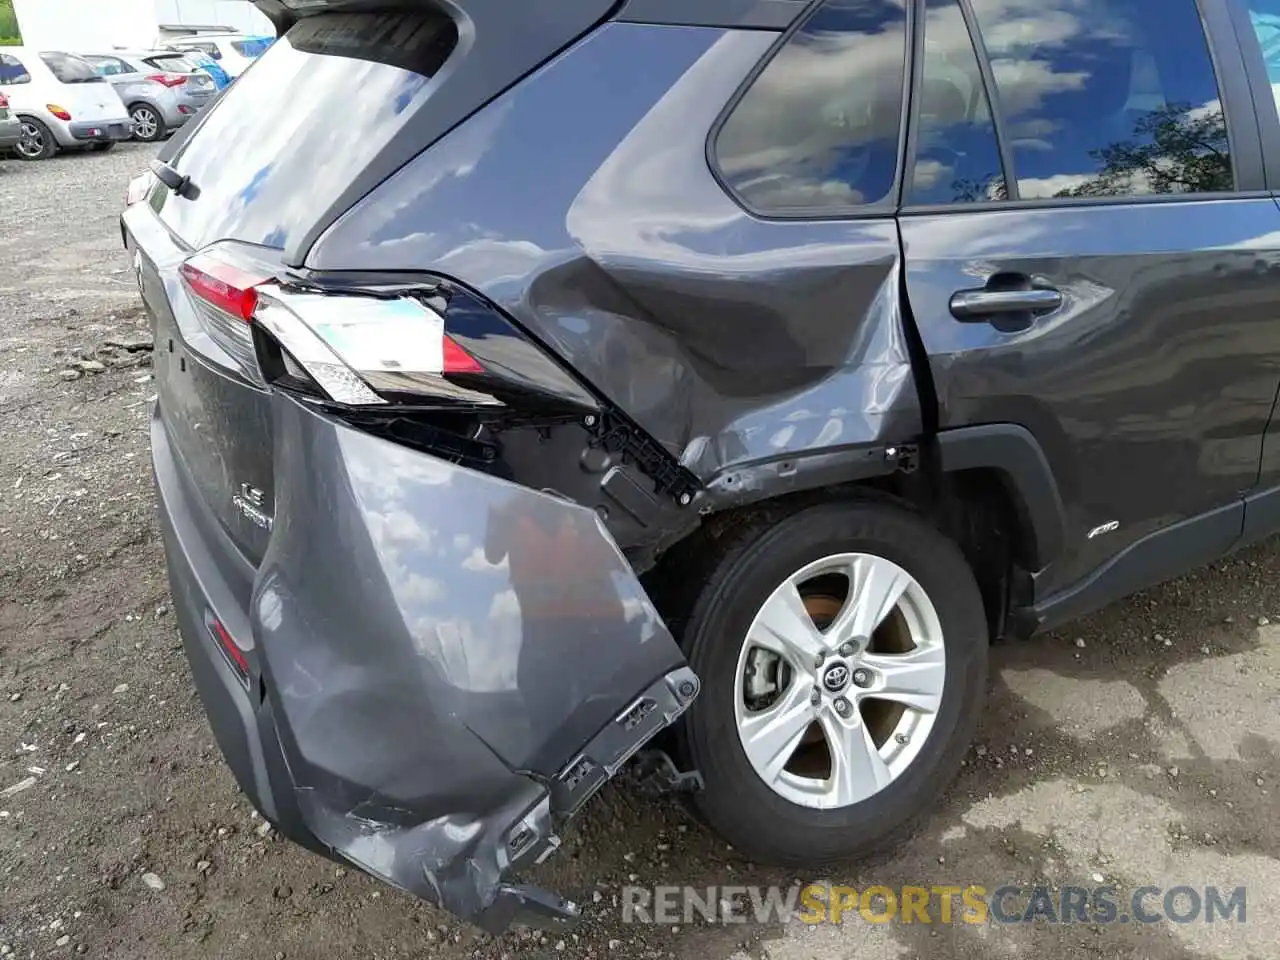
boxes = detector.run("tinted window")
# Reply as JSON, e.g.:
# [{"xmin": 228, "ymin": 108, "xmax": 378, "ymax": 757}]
[
  {"xmin": 0, "ymin": 54, "xmax": 31, "ymax": 85},
  {"xmin": 160, "ymin": 11, "xmax": 457, "ymax": 250},
  {"xmin": 971, "ymin": 0, "xmax": 1231, "ymax": 198},
  {"xmin": 714, "ymin": 0, "xmax": 908, "ymax": 214},
  {"xmin": 40, "ymin": 52, "xmax": 106, "ymax": 84},
  {"xmin": 146, "ymin": 55, "xmax": 191, "ymax": 72},
  {"xmin": 86, "ymin": 56, "xmax": 134, "ymax": 77},
  {"xmin": 909, "ymin": 0, "xmax": 1006, "ymax": 204}
]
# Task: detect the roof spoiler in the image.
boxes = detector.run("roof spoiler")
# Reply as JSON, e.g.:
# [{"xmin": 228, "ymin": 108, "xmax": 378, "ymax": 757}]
[{"xmin": 253, "ymin": 0, "xmax": 454, "ymax": 35}]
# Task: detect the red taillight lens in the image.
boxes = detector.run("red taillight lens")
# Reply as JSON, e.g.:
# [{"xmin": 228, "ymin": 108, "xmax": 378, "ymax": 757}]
[
  {"xmin": 0, "ymin": 93, "xmax": 9, "ymax": 109},
  {"xmin": 47, "ymin": 103, "xmax": 72, "ymax": 121},
  {"xmin": 442, "ymin": 336, "xmax": 484, "ymax": 374},
  {"xmin": 180, "ymin": 253, "xmax": 269, "ymax": 322},
  {"xmin": 147, "ymin": 73, "xmax": 188, "ymax": 88}
]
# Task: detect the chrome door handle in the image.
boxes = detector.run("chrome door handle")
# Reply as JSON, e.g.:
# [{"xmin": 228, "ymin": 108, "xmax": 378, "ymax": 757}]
[{"xmin": 949, "ymin": 287, "xmax": 1062, "ymax": 320}]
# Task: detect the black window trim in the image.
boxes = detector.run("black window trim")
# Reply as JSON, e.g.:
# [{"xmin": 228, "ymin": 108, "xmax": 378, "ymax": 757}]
[
  {"xmin": 705, "ymin": 0, "xmax": 917, "ymax": 221},
  {"xmin": 900, "ymin": 0, "xmax": 1265, "ymax": 213},
  {"xmin": 955, "ymin": 0, "xmax": 1018, "ymax": 201},
  {"xmin": 902, "ymin": 0, "xmax": 1018, "ymax": 206},
  {"xmin": 1221, "ymin": 0, "xmax": 1280, "ymax": 191}
]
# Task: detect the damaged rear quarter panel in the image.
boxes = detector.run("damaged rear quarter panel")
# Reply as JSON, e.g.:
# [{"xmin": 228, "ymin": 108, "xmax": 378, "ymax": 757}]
[
  {"xmin": 254, "ymin": 393, "xmax": 688, "ymax": 800},
  {"xmin": 306, "ymin": 22, "xmax": 921, "ymax": 496}
]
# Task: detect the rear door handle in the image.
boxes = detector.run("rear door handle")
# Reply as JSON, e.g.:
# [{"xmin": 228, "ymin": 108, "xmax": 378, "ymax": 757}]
[{"xmin": 949, "ymin": 287, "xmax": 1062, "ymax": 320}]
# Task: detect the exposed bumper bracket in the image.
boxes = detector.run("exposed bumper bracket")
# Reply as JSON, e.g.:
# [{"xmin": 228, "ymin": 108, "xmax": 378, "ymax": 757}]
[
  {"xmin": 630, "ymin": 749, "xmax": 704, "ymax": 797},
  {"xmin": 549, "ymin": 667, "xmax": 700, "ymax": 816}
]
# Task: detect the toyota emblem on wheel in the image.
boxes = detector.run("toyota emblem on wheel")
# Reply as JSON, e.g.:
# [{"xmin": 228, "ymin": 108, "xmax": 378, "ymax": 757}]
[{"xmin": 821, "ymin": 662, "xmax": 851, "ymax": 693}]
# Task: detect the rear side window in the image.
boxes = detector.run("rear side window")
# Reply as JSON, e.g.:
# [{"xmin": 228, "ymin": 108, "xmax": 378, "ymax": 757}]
[
  {"xmin": 147, "ymin": 55, "xmax": 199, "ymax": 73},
  {"xmin": 909, "ymin": 0, "xmax": 1005, "ymax": 204},
  {"xmin": 0, "ymin": 54, "xmax": 30, "ymax": 85},
  {"xmin": 160, "ymin": 11, "xmax": 458, "ymax": 251},
  {"xmin": 232, "ymin": 37, "xmax": 274, "ymax": 58},
  {"xmin": 971, "ymin": 0, "xmax": 1232, "ymax": 198},
  {"xmin": 713, "ymin": 0, "xmax": 909, "ymax": 215},
  {"xmin": 40, "ymin": 52, "xmax": 105, "ymax": 84},
  {"xmin": 186, "ymin": 42, "xmax": 223, "ymax": 60},
  {"xmin": 85, "ymin": 56, "xmax": 134, "ymax": 77}
]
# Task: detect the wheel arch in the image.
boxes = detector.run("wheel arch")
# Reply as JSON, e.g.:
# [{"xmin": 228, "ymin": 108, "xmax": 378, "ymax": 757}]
[
  {"xmin": 649, "ymin": 423, "xmax": 1066, "ymax": 643},
  {"xmin": 933, "ymin": 423, "xmax": 1067, "ymax": 573}
]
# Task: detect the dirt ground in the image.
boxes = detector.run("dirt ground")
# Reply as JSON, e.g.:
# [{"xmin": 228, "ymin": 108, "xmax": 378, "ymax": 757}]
[{"xmin": 1, "ymin": 143, "xmax": 1278, "ymax": 960}]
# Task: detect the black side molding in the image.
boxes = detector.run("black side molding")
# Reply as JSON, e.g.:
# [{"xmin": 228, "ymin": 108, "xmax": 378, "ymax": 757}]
[
  {"xmin": 1024, "ymin": 500, "xmax": 1243, "ymax": 635},
  {"xmin": 1240, "ymin": 482, "xmax": 1280, "ymax": 550},
  {"xmin": 935, "ymin": 423, "xmax": 1066, "ymax": 571},
  {"xmin": 616, "ymin": 0, "xmax": 804, "ymax": 29}
]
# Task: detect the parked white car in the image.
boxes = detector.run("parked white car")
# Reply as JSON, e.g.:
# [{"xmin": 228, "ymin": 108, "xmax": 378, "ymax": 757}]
[
  {"xmin": 161, "ymin": 34, "xmax": 273, "ymax": 80},
  {"xmin": 0, "ymin": 48, "xmax": 133, "ymax": 160}
]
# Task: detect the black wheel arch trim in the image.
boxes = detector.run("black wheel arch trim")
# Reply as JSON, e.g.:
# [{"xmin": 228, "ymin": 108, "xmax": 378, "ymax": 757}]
[{"xmin": 934, "ymin": 423, "xmax": 1067, "ymax": 572}]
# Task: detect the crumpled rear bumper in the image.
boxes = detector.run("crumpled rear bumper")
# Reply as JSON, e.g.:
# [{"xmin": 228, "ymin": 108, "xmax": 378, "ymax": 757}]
[{"xmin": 153, "ymin": 393, "xmax": 698, "ymax": 930}]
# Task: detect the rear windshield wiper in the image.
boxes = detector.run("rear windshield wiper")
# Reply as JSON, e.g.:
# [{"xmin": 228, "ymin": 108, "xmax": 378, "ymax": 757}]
[{"xmin": 150, "ymin": 159, "xmax": 200, "ymax": 201}]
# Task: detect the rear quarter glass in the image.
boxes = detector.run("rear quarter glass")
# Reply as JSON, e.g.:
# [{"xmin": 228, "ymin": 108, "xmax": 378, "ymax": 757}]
[{"xmin": 157, "ymin": 11, "xmax": 457, "ymax": 252}]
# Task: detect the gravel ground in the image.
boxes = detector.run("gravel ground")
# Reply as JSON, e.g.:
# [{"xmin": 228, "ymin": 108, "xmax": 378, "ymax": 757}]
[{"xmin": 2, "ymin": 144, "xmax": 1279, "ymax": 960}]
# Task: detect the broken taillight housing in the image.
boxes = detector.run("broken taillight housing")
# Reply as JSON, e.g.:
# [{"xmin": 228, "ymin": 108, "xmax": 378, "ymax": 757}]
[
  {"xmin": 177, "ymin": 243, "xmax": 598, "ymax": 416},
  {"xmin": 126, "ymin": 170, "xmax": 157, "ymax": 206}
]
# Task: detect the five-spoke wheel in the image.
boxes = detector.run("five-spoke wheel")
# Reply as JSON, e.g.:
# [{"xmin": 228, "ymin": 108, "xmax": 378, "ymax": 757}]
[{"xmin": 677, "ymin": 501, "xmax": 989, "ymax": 866}]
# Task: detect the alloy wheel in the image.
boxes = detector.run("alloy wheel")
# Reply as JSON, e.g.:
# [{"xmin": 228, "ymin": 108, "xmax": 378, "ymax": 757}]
[
  {"xmin": 132, "ymin": 108, "xmax": 159, "ymax": 141},
  {"xmin": 17, "ymin": 121, "xmax": 45, "ymax": 159},
  {"xmin": 733, "ymin": 552, "xmax": 946, "ymax": 810}
]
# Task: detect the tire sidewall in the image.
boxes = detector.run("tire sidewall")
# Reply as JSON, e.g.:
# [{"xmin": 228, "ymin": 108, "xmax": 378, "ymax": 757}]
[{"xmin": 682, "ymin": 502, "xmax": 988, "ymax": 862}]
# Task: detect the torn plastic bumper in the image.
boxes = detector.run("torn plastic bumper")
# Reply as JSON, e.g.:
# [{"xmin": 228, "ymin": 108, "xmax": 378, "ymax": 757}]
[{"xmin": 152, "ymin": 393, "xmax": 699, "ymax": 931}]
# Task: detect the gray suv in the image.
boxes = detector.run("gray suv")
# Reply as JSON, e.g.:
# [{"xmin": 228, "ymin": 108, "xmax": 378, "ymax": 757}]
[
  {"xmin": 84, "ymin": 51, "xmax": 216, "ymax": 142},
  {"xmin": 121, "ymin": 0, "xmax": 1280, "ymax": 933}
]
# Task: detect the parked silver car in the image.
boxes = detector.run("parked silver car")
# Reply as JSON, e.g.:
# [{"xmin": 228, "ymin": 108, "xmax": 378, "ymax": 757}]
[
  {"xmin": 0, "ymin": 93, "xmax": 20, "ymax": 155},
  {"xmin": 82, "ymin": 51, "xmax": 216, "ymax": 142}
]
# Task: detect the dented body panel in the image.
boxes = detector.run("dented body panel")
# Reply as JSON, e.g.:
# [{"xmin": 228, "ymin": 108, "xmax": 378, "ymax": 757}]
[
  {"xmin": 151, "ymin": 386, "xmax": 697, "ymax": 928},
  {"xmin": 306, "ymin": 24, "xmax": 923, "ymax": 489}
]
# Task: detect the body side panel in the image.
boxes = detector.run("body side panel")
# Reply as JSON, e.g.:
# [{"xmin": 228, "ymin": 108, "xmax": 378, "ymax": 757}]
[{"xmin": 306, "ymin": 24, "xmax": 923, "ymax": 487}]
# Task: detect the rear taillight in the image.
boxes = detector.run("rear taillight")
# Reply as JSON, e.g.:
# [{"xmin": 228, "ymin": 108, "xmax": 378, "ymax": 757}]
[
  {"xmin": 47, "ymin": 103, "xmax": 72, "ymax": 121},
  {"xmin": 147, "ymin": 73, "xmax": 188, "ymax": 88},
  {"xmin": 180, "ymin": 252, "xmax": 266, "ymax": 322},
  {"xmin": 178, "ymin": 247, "xmax": 273, "ymax": 384},
  {"xmin": 178, "ymin": 243, "xmax": 599, "ymax": 415},
  {"xmin": 0, "ymin": 94, "xmax": 9, "ymax": 109},
  {"xmin": 253, "ymin": 287, "xmax": 488, "ymax": 405}
]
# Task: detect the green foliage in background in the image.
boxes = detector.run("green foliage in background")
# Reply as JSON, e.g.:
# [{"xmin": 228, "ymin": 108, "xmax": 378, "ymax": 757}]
[{"xmin": 0, "ymin": 0, "xmax": 20, "ymax": 44}]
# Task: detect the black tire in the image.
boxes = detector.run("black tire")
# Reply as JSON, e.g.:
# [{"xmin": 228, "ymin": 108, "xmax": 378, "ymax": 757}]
[
  {"xmin": 15, "ymin": 117, "xmax": 56, "ymax": 161},
  {"xmin": 676, "ymin": 500, "xmax": 988, "ymax": 867},
  {"xmin": 129, "ymin": 104, "xmax": 166, "ymax": 143}
]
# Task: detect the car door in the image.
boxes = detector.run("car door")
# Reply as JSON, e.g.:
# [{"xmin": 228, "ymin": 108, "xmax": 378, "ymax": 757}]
[{"xmin": 898, "ymin": 0, "xmax": 1280, "ymax": 613}]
